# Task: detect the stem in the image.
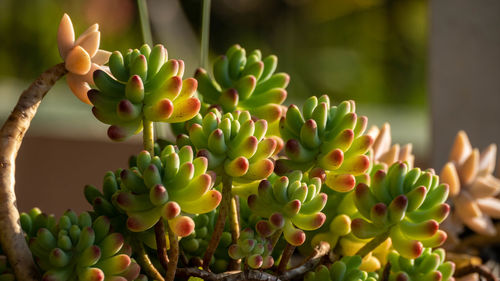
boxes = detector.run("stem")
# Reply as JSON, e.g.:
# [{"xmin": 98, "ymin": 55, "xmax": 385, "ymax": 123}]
[
  {"xmin": 381, "ymin": 262, "xmax": 391, "ymax": 281},
  {"xmin": 277, "ymin": 243, "xmax": 295, "ymax": 274},
  {"xmin": 200, "ymin": 0, "xmax": 211, "ymax": 69},
  {"xmin": 280, "ymin": 241, "xmax": 330, "ymax": 280},
  {"xmin": 203, "ymin": 175, "xmax": 232, "ymax": 269},
  {"xmin": 0, "ymin": 63, "xmax": 67, "ymax": 281},
  {"xmin": 154, "ymin": 220, "xmax": 169, "ymax": 272},
  {"xmin": 136, "ymin": 0, "xmax": 167, "ymax": 140},
  {"xmin": 355, "ymin": 231, "xmax": 391, "ymax": 258},
  {"xmin": 137, "ymin": 0, "xmax": 153, "ymax": 46},
  {"xmin": 131, "ymin": 238, "xmax": 165, "ymax": 281},
  {"xmin": 177, "ymin": 242, "xmax": 330, "ymax": 280},
  {"xmin": 270, "ymin": 229, "xmax": 283, "ymax": 249},
  {"xmin": 143, "ymin": 119, "xmax": 155, "ymax": 154},
  {"xmin": 166, "ymin": 223, "xmax": 179, "ymax": 281},
  {"xmin": 227, "ymin": 195, "xmax": 241, "ymax": 270}
]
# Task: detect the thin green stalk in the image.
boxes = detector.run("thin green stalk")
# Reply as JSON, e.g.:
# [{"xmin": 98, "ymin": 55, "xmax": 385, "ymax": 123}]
[
  {"xmin": 143, "ymin": 119, "xmax": 155, "ymax": 154},
  {"xmin": 131, "ymin": 238, "xmax": 165, "ymax": 281},
  {"xmin": 200, "ymin": 0, "xmax": 211, "ymax": 69},
  {"xmin": 228, "ymin": 196, "xmax": 241, "ymax": 270},
  {"xmin": 355, "ymin": 231, "xmax": 391, "ymax": 258},
  {"xmin": 137, "ymin": 0, "xmax": 153, "ymax": 46},
  {"xmin": 270, "ymin": 229, "xmax": 283, "ymax": 249},
  {"xmin": 166, "ymin": 223, "xmax": 179, "ymax": 281},
  {"xmin": 203, "ymin": 175, "xmax": 232, "ymax": 269},
  {"xmin": 229, "ymin": 196, "xmax": 240, "ymax": 244},
  {"xmin": 137, "ymin": 0, "xmax": 166, "ymax": 140}
]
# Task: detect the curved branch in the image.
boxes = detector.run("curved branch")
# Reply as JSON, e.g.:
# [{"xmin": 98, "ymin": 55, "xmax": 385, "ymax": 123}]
[
  {"xmin": 176, "ymin": 242, "xmax": 331, "ymax": 281},
  {"xmin": 279, "ymin": 241, "xmax": 330, "ymax": 280},
  {"xmin": 454, "ymin": 264, "xmax": 498, "ymax": 281},
  {"xmin": 0, "ymin": 63, "xmax": 67, "ymax": 281},
  {"xmin": 176, "ymin": 268, "xmax": 280, "ymax": 281}
]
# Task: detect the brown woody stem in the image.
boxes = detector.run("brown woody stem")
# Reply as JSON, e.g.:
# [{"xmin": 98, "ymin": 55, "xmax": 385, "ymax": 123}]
[
  {"xmin": 154, "ymin": 219, "xmax": 169, "ymax": 272},
  {"xmin": 381, "ymin": 262, "xmax": 391, "ymax": 281},
  {"xmin": 165, "ymin": 223, "xmax": 179, "ymax": 281},
  {"xmin": 203, "ymin": 175, "xmax": 232, "ymax": 269},
  {"xmin": 177, "ymin": 242, "xmax": 331, "ymax": 281},
  {"xmin": 277, "ymin": 242, "xmax": 295, "ymax": 274},
  {"xmin": 0, "ymin": 63, "xmax": 67, "ymax": 281}
]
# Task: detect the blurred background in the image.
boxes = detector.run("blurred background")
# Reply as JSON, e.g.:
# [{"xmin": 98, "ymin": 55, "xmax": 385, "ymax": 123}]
[{"xmin": 1, "ymin": 0, "xmax": 498, "ymax": 215}]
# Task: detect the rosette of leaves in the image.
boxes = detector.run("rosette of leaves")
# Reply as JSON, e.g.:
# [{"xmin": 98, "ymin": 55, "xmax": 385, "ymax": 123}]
[
  {"xmin": 21, "ymin": 210, "xmax": 140, "ymax": 281},
  {"xmin": 277, "ymin": 95, "xmax": 372, "ymax": 192},
  {"xmin": 113, "ymin": 145, "xmax": 221, "ymax": 235},
  {"xmin": 84, "ymin": 169, "xmax": 164, "ymax": 250},
  {"xmin": 388, "ymin": 248, "xmax": 455, "ymax": 281},
  {"xmin": 90, "ymin": 44, "xmax": 201, "ymax": 141},
  {"xmin": 180, "ymin": 110, "xmax": 276, "ymax": 182},
  {"xmin": 304, "ymin": 255, "xmax": 379, "ymax": 281},
  {"xmin": 228, "ymin": 228, "xmax": 274, "ymax": 269},
  {"xmin": 249, "ymin": 171, "xmax": 327, "ymax": 246},
  {"xmin": 0, "ymin": 250, "xmax": 14, "ymax": 281},
  {"xmin": 367, "ymin": 123, "xmax": 414, "ymax": 172},
  {"xmin": 352, "ymin": 162, "xmax": 450, "ymax": 259},
  {"xmin": 440, "ymin": 131, "xmax": 500, "ymax": 236},
  {"xmin": 195, "ymin": 44, "xmax": 289, "ymax": 123}
]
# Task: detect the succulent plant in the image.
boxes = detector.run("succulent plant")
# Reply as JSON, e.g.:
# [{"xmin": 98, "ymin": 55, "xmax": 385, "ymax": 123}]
[
  {"xmin": 277, "ymin": 95, "xmax": 372, "ymax": 192},
  {"xmin": 367, "ymin": 123, "xmax": 414, "ymax": 171},
  {"xmin": 249, "ymin": 171, "xmax": 327, "ymax": 246},
  {"xmin": 228, "ymin": 228, "xmax": 274, "ymax": 269},
  {"xmin": 179, "ymin": 110, "xmax": 276, "ymax": 182},
  {"xmin": 57, "ymin": 14, "xmax": 111, "ymax": 104},
  {"xmin": 84, "ymin": 169, "xmax": 165, "ymax": 251},
  {"xmin": 195, "ymin": 44, "xmax": 289, "ymax": 123},
  {"xmin": 90, "ymin": 44, "xmax": 201, "ymax": 141},
  {"xmin": 352, "ymin": 162, "xmax": 450, "ymax": 259},
  {"xmin": 304, "ymin": 255, "xmax": 379, "ymax": 281},
  {"xmin": 440, "ymin": 131, "xmax": 500, "ymax": 237},
  {"xmin": 20, "ymin": 209, "xmax": 140, "ymax": 281},
  {"xmin": 111, "ymin": 145, "xmax": 221, "ymax": 235},
  {"xmin": 388, "ymin": 248, "xmax": 455, "ymax": 281}
]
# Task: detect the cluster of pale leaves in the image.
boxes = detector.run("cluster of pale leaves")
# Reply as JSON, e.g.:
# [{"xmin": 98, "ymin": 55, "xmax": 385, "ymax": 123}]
[
  {"xmin": 440, "ymin": 131, "xmax": 500, "ymax": 238},
  {"xmin": 368, "ymin": 123, "xmax": 415, "ymax": 169},
  {"xmin": 58, "ymin": 13, "xmax": 110, "ymax": 104}
]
